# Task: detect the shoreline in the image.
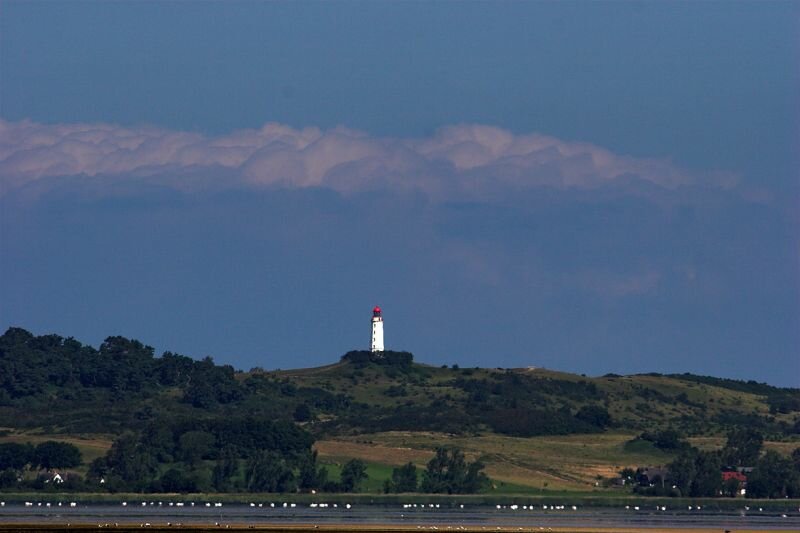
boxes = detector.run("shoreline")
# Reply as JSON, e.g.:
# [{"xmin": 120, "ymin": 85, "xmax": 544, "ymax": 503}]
[
  {"xmin": 1, "ymin": 493, "xmax": 799, "ymax": 511},
  {"xmin": 0, "ymin": 525, "xmax": 798, "ymax": 533}
]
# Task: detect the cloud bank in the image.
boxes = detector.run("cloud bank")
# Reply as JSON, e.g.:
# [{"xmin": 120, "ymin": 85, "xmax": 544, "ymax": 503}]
[
  {"xmin": 1, "ymin": 119, "xmax": 796, "ymax": 385},
  {"xmin": 0, "ymin": 119, "xmax": 733, "ymax": 199}
]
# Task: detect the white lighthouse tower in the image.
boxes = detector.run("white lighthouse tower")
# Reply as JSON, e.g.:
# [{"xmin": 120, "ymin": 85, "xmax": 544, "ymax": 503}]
[{"xmin": 370, "ymin": 306, "xmax": 384, "ymax": 353}]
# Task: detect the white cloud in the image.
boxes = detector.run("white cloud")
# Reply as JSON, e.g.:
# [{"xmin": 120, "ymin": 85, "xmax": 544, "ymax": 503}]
[{"xmin": 0, "ymin": 119, "xmax": 733, "ymax": 199}]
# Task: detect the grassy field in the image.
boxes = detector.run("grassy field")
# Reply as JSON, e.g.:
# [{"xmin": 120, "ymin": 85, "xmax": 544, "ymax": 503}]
[
  {"xmin": 276, "ymin": 361, "xmax": 799, "ymax": 439},
  {"xmin": 3, "ymin": 427, "xmax": 795, "ymax": 495},
  {"xmin": 315, "ymin": 431, "xmax": 678, "ymax": 492}
]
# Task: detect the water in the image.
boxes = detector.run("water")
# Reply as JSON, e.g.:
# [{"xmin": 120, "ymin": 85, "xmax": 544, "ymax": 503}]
[{"xmin": 1, "ymin": 502, "xmax": 799, "ymax": 529}]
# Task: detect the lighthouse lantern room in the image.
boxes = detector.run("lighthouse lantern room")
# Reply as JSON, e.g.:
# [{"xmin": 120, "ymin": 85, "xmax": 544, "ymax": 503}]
[{"xmin": 370, "ymin": 306, "xmax": 384, "ymax": 353}]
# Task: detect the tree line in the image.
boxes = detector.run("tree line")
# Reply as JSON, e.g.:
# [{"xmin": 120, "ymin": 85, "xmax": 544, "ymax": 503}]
[
  {"xmin": 0, "ymin": 441, "xmax": 83, "ymax": 490},
  {"xmin": 383, "ymin": 447, "xmax": 488, "ymax": 494},
  {"xmin": 631, "ymin": 428, "xmax": 800, "ymax": 499}
]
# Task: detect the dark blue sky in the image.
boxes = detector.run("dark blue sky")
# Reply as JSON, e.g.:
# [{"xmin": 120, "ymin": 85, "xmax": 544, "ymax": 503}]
[{"xmin": 1, "ymin": 1, "xmax": 798, "ymax": 384}]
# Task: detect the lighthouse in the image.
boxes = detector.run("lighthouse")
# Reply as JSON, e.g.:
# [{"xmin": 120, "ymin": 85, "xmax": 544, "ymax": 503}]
[{"xmin": 370, "ymin": 306, "xmax": 384, "ymax": 353}]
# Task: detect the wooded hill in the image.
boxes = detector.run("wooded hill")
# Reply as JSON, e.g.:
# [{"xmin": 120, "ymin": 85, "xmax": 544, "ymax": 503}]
[
  {"xmin": 1, "ymin": 327, "xmax": 799, "ymax": 494},
  {"xmin": 1, "ymin": 327, "xmax": 798, "ymax": 440}
]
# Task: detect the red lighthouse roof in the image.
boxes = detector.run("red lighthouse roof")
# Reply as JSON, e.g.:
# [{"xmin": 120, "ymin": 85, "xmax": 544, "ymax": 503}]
[{"xmin": 373, "ymin": 306, "xmax": 382, "ymax": 314}]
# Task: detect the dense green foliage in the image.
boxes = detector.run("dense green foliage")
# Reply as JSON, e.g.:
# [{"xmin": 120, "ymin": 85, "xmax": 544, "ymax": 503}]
[
  {"xmin": 3, "ymin": 327, "xmax": 798, "ymax": 442},
  {"xmin": 746, "ymin": 450, "xmax": 800, "ymax": 498},
  {"xmin": 341, "ymin": 351, "xmax": 414, "ymax": 368},
  {"xmin": 0, "ymin": 440, "xmax": 84, "ymax": 491},
  {"xmin": 384, "ymin": 462, "xmax": 419, "ymax": 493},
  {"xmin": 339, "ymin": 459, "xmax": 368, "ymax": 492},
  {"xmin": 0, "ymin": 328, "xmax": 350, "ymax": 434},
  {"xmin": 85, "ymin": 417, "xmax": 315, "ymax": 493},
  {"xmin": 0, "ymin": 441, "xmax": 81, "ymax": 471},
  {"xmin": 636, "ymin": 429, "xmax": 691, "ymax": 451},
  {"xmin": 419, "ymin": 447, "xmax": 488, "ymax": 494},
  {"xmin": 0, "ymin": 443, "xmax": 33, "ymax": 471},
  {"xmin": 33, "ymin": 441, "xmax": 82, "ymax": 470},
  {"xmin": 721, "ymin": 428, "xmax": 764, "ymax": 467},
  {"xmin": 383, "ymin": 448, "xmax": 488, "ymax": 494},
  {"xmin": 632, "ymin": 429, "xmax": 800, "ymax": 499}
]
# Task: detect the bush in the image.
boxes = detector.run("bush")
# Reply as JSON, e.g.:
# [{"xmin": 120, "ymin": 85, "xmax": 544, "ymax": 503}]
[
  {"xmin": 384, "ymin": 462, "xmax": 418, "ymax": 493},
  {"xmin": 34, "ymin": 441, "xmax": 82, "ymax": 470},
  {"xmin": 638, "ymin": 429, "xmax": 690, "ymax": 451},
  {"xmin": 159, "ymin": 468, "xmax": 197, "ymax": 493},
  {"xmin": 340, "ymin": 350, "xmax": 414, "ymax": 369},
  {"xmin": 339, "ymin": 459, "xmax": 368, "ymax": 492},
  {"xmin": 0, "ymin": 442, "xmax": 34, "ymax": 470},
  {"xmin": 420, "ymin": 447, "xmax": 487, "ymax": 494},
  {"xmin": 293, "ymin": 403, "xmax": 313, "ymax": 422},
  {"xmin": 575, "ymin": 405, "xmax": 612, "ymax": 429},
  {"xmin": 484, "ymin": 408, "xmax": 599, "ymax": 437}
]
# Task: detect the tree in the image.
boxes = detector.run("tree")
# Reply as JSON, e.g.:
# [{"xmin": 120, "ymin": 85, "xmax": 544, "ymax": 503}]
[
  {"xmin": 723, "ymin": 476, "xmax": 742, "ymax": 497},
  {"xmin": 690, "ymin": 451, "xmax": 722, "ymax": 497},
  {"xmin": 653, "ymin": 429, "xmax": 688, "ymax": 450},
  {"xmin": 212, "ymin": 447, "xmax": 239, "ymax": 492},
  {"xmin": 340, "ymin": 459, "xmax": 367, "ymax": 492},
  {"xmin": 97, "ymin": 336, "xmax": 156, "ymax": 393},
  {"xmin": 298, "ymin": 450, "xmax": 326, "ymax": 492},
  {"xmin": 420, "ymin": 447, "xmax": 487, "ymax": 494},
  {"xmin": 791, "ymin": 447, "xmax": 800, "ymax": 472},
  {"xmin": 421, "ymin": 447, "xmax": 461, "ymax": 494},
  {"xmin": 575, "ymin": 405, "xmax": 612, "ymax": 429},
  {"xmin": 293, "ymin": 403, "xmax": 312, "ymax": 422},
  {"xmin": 722, "ymin": 428, "xmax": 763, "ymax": 467},
  {"xmin": 86, "ymin": 457, "xmax": 108, "ymax": 484},
  {"xmin": 160, "ymin": 468, "xmax": 195, "ymax": 493},
  {"xmin": 34, "ymin": 441, "xmax": 82, "ymax": 470},
  {"xmin": 156, "ymin": 351, "xmax": 195, "ymax": 386},
  {"xmin": 385, "ymin": 462, "xmax": 418, "ymax": 493},
  {"xmin": 618, "ymin": 467, "xmax": 636, "ymax": 482},
  {"xmin": 104, "ymin": 434, "xmax": 158, "ymax": 490},
  {"xmin": 666, "ymin": 448, "xmax": 722, "ymax": 497},
  {"xmin": 140, "ymin": 422, "xmax": 176, "ymax": 463},
  {"xmin": 183, "ymin": 357, "xmax": 243, "ymax": 407},
  {"xmin": 178, "ymin": 431, "xmax": 215, "ymax": 466},
  {"xmin": 747, "ymin": 450, "xmax": 800, "ymax": 499},
  {"xmin": 0, "ymin": 468, "xmax": 18, "ymax": 488},
  {"xmin": 245, "ymin": 451, "xmax": 295, "ymax": 493},
  {"xmin": 183, "ymin": 380, "xmax": 217, "ymax": 409},
  {"xmin": 463, "ymin": 459, "xmax": 489, "ymax": 493},
  {"xmin": 668, "ymin": 450, "xmax": 697, "ymax": 496},
  {"xmin": 0, "ymin": 442, "xmax": 34, "ymax": 471}
]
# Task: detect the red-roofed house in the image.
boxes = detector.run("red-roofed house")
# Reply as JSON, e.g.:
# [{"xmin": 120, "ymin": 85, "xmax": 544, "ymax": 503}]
[{"xmin": 722, "ymin": 471, "xmax": 747, "ymax": 483}]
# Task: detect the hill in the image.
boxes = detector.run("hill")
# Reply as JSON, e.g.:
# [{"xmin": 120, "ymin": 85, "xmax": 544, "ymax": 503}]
[{"xmin": 1, "ymin": 327, "xmax": 799, "ymax": 494}]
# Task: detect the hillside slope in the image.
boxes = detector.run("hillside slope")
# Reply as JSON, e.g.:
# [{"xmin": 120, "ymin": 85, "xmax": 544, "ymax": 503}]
[
  {"xmin": 1, "ymin": 327, "xmax": 799, "ymax": 493},
  {"xmin": 2, "ymin": 328, "xmax": 798, "ymax": 439}
]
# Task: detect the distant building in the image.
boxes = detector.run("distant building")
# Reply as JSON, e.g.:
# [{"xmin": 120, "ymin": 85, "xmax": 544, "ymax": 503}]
[
  {"xmin": 722, "ymin": 470, "xmax": 748, "ymax": 496},
  {"xmin": 370, "ymin": 306, "xmax": 384, "ymax": 352},
  {"xmin": 637, "ymin": 466, "xmax": 669, "ymax": 487},
  {"xmin": 722, "ymin": 471, "xmax": 747, "ymax": 484}
]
